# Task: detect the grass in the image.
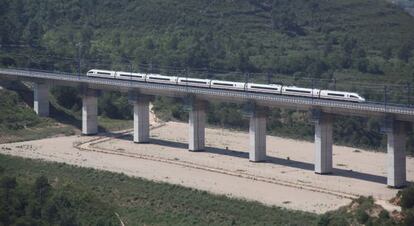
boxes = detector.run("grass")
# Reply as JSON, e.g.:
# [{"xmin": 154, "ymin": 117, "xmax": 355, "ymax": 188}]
[
  {"xmin": 0, "ymin": 116, "xmax": 133, "ymax": 144},
  {"xmin": 0, "ymin": 154, "xmax": 319, "ymax": 225},
  {"xmin": 0, "ymin": 125, "xmax": 75, "ymax": 144},
  {"xmin": 98, "ymin": 116, "xmax": 133, "ymax": 132},
  {"xmin": 0, "ymin": 86, "xmax": 133, "ymax": 143}
]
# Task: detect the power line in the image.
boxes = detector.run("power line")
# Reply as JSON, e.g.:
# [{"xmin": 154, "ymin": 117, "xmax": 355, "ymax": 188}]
[{"xmin": 0, "ymin": 48, "xmax": 412, "ymax": 90}]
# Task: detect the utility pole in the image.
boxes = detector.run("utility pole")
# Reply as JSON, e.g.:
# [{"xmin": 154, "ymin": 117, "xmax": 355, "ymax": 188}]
[
  {"xmin": 267, "ymin": 71, "xmax": 271, "ymax": 84},
  {"xmin": 245, "ymin": 72, "xmax": 249, "ymax": 84},
  {"xmin": 408, "ymin": 82, "xmax": 411, "ymax": 106},
  {"xmin": 76, "ymin": 42, "xmax": 82, "ymax": 76},
  {"xmin": 384, "ymin": 85, "xmax": 388, "ymax": 109},
  {"xmin": 149, "ymin": 60, "xmax": 153, "ymax": 73},
  {"xmin": 311, "ymin": 78, "xmax": 315, "ymax": 101}
]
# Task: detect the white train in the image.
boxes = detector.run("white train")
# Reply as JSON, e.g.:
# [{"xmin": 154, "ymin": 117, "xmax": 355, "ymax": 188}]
[{"xmin": 86, "ymin": 69, "xmax": 365, "ymax": 102}]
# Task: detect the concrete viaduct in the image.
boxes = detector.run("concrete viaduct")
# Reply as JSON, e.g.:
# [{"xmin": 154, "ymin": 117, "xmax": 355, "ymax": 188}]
[{"xmin": 1, "ymin": 68, "xmax": 413, "ymax": 188}]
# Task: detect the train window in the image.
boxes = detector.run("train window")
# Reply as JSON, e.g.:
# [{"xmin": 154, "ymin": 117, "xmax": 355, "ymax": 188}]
[
  {"xmin": 285, "ymin": 89, "xmax": 311, "ymax": 93},
  {"xmin": 149, "ymin": 77, "xmax": 170, "ymax": 81},
  {"xmin": 214, "ymin": 82, "xmax": 233, "ymax": 86},
  {"xmin": 182, "ymin": 80, "xmax": 207, "ymax": 84},
  {"xmin": 119, "ymin": 74, "xmax": 131, "ymax": 77},
  {"xmin": 327, "ymin": 93, "xmax": 344, "ymax": 97},
  {"xmin": 350, "ymin": 95, "xmax": 358, "ymax": 98},
  {"xmin": 250, "ymin": 86, "xmax": 279, "ymax": 90},
  {"xmin": 97, "ymin": 72, "xmax": 111, "ymax": 75}
]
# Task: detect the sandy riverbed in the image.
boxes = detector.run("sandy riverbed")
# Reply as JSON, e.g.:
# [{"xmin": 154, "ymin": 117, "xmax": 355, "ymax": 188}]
[{"xmin": 0, "ymin": 111, "xmax": 412, "ymax": 213}]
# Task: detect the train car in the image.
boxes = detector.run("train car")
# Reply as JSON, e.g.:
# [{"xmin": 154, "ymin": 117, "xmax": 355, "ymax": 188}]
[
  {"xmin": 282, "ymin": 86, "xmax": 320, "ymax": 98},
  {"xmin": 146, "ymin": 74, "xmax": 178, "ymax": 84},
  {"xmin": 86, "ymin": 69, "xmax": 116, "ymax": 79},
  {"xmin": 177, "ymin": 77, "xmax": 211, "ymax": 88},
  {"xmin": 211, "ymin": 80, "xmax": 246, "ymax": 91},
  {"xmin": 247, "ymin": 83, "xmax": 282, "ymax": 94},
  {"xmin": 320, "ymin": 90, "xmax": 365, "ymax": 102},
  {"xmin": 115, "ymin": 71, "xmax": 146, "ymax": 81},
  {"xmin": 86, "ymin": 68, "xmax": 366, "ymax": 103}
]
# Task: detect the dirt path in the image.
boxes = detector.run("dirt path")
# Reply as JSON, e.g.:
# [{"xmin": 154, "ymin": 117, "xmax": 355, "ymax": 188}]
[{"xmin": 75, "ymin": 130, "xmax": 357, "ymax": 200}]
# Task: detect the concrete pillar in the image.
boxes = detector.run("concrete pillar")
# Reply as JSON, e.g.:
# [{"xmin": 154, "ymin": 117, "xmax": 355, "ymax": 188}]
[
  {"xmin": 189, "ymin": 99, "xmax": 206, "ymax": 151},
  {"xmin": 249, "ymin": 109, "xmax": 267, "ymax": 162},
  {"xmin": 314, "ymin": 112, "xmax": 333, "ymax": 174},
  {"xmin": 385, "ymin": 120, "xmax": 407, "ymax": 188},
  {"xmin": 82, "ymin": 89, "xmax": 98, "ymax": 135},
  {"xmin": 33, "ymin": 83, "xmax": 49, "ymax": 117},
  {"xmin": 133, "ymin": 97, "xmax": 150, "ymax": 143}
]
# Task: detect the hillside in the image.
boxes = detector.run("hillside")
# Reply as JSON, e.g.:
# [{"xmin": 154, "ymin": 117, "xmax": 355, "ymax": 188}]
[
  {"xmin": 0, "ymin": 0, "xmax": 413, "ymax": 152},
  {"xmin": 0, "ymin": 154, "xmax": 320, "ymax": 225},
  {"xmin": 2, "ymin": 154, "xmax": 414, "ymax": 225},
  {"xmin": 1, "ymin": 0, "xmax": 413, "ymax": 80}
]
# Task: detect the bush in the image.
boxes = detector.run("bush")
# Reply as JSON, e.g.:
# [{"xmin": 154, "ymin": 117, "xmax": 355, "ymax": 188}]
[
  {"xmin": 0, "ymin": 90, "xmax": 41, "ymax": 130},
  {"xmin": 317, "ymin": 214, "xmax": 331, "ymax": 226},
  {"xmin": 51, "ymin": 86, "xmax": 81, "ymax": 111},
  {"xmin": 404, "ymin": 209, "xmax": 414, "ymax": 226},
  {"xmin": 355, "ymin": 208, "xmax": 369, "ymax": 224},
  {"xmin": 0, "ymin": 173, "xmax": 118, "ymax": 225},
  {"xmin": 378, "ymin": 209, "xmax": 389, "ymax": 220},
  {"xmin": 400, "ymin": 186, "xmax": 414, "ymax": 209}
]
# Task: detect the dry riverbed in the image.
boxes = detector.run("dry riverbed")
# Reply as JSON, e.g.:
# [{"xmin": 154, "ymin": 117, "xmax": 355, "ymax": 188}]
[{"xmin": 0, "ymin": 114, "xmax": 412, "ymax": 213}]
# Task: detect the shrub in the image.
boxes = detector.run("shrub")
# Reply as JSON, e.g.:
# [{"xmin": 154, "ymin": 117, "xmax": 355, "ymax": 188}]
[
  {"xmin": 317, "ymin": 214, "xmax": 331, "ymax": 226},
  {"xmin": 400, "ymin": 186, "xmax": 414, "ymax": 209},
  {"xmin": 0, "ymin": 90, "xmax": 41, "ymax": 130},
  {"xmin": 355, "ymin": 208, "xmax": 369, "ymax": 224},
  {"xmin": 404, "ymin": 209, "xmax": 414, "ymax": 226}
]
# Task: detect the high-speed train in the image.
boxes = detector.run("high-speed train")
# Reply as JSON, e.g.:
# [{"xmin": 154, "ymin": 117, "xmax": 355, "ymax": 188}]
[{"xmin": 86, "ymin": 69, "xmax": 365, "ymax": 102}]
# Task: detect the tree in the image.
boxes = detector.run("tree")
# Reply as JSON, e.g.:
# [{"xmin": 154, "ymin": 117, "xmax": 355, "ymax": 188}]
[
  {"xmin": 398, "ymin": 42, "xmax": 413, "ymax": 62},
  {"xmin": 400, "ymin": 186, "xmax": 414, "ymax": 209},
  {"xmin": 33, "ymin": 175, "xmax": 51, "ymax": 204},
  {"xmin": 1, "ymin": 176, "xmax": 16, "ymax": 190}
]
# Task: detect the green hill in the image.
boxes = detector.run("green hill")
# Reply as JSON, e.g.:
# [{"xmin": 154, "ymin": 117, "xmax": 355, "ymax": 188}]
[{"xmin": 1, "ymin": 0, "xmax": 413, "ymax": 80}]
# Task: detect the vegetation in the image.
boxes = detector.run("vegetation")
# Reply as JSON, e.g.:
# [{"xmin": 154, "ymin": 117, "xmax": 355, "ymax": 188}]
[
  {"xmin": 0, "ymin": 85, "xmax": 132, "ymax": 143},
  {"xmin": 0, "ymin": 0, "xmax": 414, "ymax": 152},
  {"xmin": 318, "ymin": 188, "xmax": 414, "ymax": 226},
  {"xmin": 0, "ymin": 154, "xmax": 319, "ymax": 225},
  {"xmin": 0, "ymin": 89, "xmax": 41, "ymax": 130},
  {"xmin": 1, "ymin": 153, "xmax": 414, "ymax": 225},
  {"xmin": 398, "ymin": 185, "xmax": 414, "ymax": 210},
  {"xmin": 0, "ymin": 174, "xmax": 118, "ymax": 225},
  {"xmin": 318, "ymin": 197, "xmax": 395, "ymax": 226}
]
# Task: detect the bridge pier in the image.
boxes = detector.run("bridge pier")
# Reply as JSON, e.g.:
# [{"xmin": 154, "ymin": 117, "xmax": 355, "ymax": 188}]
[
  {"xmin": 82, "ymin": 89, "xmax": 98, "ymax": 135},
  {"xmin": 189, "ymin": 99, "xmax": 206, "ymax": 151},
  {"xmin": 249, "ymin": 109, "xmax": 267, "ymax": 162},
  {"xmin": 313, "ymin": 111, "xmax": 333, "ymax": 174},
  {"xmin": 133, "ymin": 96, "xmax": 150, "ymax": 143},
  {"xmin": 33, "ymin": 82, "xmax": 49, "ymax": 117},
  {"xmin": 384, "ymin": 119, "xmax": 407, "ymax": 188}
]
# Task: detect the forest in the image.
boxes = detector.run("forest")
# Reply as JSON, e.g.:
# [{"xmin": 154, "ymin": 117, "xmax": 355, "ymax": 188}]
[{"xmin": 0, "ymin": 0, "xmax": 414, "ymax": 153}]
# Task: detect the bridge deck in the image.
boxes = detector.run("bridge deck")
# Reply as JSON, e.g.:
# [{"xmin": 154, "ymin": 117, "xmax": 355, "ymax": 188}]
[{"xmin": 1, "ymin": 68, "xmax": 413, "ymax": 122}]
